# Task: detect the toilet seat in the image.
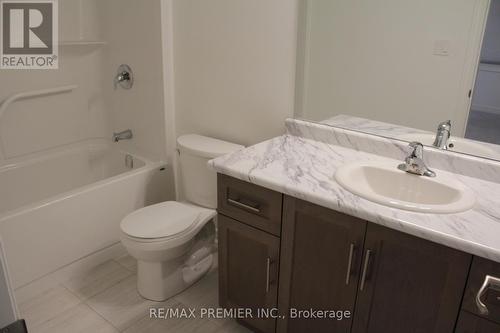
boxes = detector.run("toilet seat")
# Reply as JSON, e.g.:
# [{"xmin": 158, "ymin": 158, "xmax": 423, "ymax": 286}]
[{"xmin": 120, "ymin": 201, "xmax": 216, "ymax": 244}]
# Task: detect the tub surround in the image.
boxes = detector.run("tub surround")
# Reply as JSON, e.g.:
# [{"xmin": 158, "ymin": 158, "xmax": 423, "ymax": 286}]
[{"xmin": 209, "ymin": 118, "xmax": 500, "ymax": 263}]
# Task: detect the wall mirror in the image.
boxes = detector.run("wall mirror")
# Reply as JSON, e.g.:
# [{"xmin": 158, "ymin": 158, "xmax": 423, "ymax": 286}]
[{"xmin": 294, "ymin": 0, "xmax": 500, "ymax": 161}]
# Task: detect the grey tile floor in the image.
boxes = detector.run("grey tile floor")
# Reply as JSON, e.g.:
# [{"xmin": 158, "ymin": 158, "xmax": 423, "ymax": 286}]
[{"xmin": 15, "ymin": 256, "xmax": 251, "ymax": 333}]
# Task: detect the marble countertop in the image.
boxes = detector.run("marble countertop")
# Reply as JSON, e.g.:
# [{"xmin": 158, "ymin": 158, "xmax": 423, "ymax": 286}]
[{"xmin": 210, "ymin": 127, "xmax": 500, "ymax": 262}]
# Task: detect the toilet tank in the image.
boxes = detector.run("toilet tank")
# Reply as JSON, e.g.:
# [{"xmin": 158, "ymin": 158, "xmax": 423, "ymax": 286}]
[{"xmin": 177, "ymin": 134, "xmax": 243, "ymax": 208}]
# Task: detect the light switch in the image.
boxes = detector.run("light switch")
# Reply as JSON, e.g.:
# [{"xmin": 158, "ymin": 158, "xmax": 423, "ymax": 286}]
[{"xmin": 433, "ymin": 40, "xmax": 450, "ymax": 56}]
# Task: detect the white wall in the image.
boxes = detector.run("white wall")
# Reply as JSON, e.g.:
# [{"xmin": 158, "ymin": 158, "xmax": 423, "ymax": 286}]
[
  {"xmin": 296, "ymin": 0, "xmax": 489, "ymax": 134},
  {"xmin": 171, "ymin": 0, "xmax": 298, "ymax": 146},
  {"xmin": 481, "ymin": 0, "xmax": 500, "ymax": 64}
]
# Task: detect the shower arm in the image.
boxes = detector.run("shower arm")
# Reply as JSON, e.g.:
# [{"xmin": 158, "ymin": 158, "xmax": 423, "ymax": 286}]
[{"xmin": 0, "ymin": 85, "xmax": 78, "ymax": 121}]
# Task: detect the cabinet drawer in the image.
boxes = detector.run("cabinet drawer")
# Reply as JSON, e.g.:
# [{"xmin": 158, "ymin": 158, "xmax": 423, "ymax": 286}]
[
  {"xmin": 463, "ymin": 257, "xmax": 500, "ymax": 324},
  {"xmin": 217, "ymin": 174, "xmax": 283, "ymax": 236}
]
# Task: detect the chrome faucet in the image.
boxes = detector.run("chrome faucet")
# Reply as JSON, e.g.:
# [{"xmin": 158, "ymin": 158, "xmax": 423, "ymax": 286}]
[
  {"xmin": 398, "ymin": 142, "xmax": 436, "ymax": 177},
  {"xmin": 433, "ymin": 120, "xmax": 451, "ymax": 150},
  {"xmin": 113, "ymin": 129, "xmax": 133, "ymax": 142}
]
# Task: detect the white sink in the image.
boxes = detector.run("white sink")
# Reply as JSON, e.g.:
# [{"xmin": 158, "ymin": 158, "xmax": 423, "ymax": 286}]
[
  {"xmin": 335, "ymin": 162, "xmax": 475, "ymax": 213},
  {"xmin": 398, "ymin": 133, "xmax": 499, "ymax": 160}
]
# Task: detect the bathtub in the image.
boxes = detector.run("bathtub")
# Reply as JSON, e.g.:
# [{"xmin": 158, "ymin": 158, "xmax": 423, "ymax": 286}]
[{"xmin": 0, "ymin": 140, "xmax": 172, "ymax": 288}]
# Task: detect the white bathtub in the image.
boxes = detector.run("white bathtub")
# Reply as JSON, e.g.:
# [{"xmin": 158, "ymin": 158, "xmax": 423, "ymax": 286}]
[{"xmin": 0, "ymin": 140, "xmax": 172, "ymax": 288}]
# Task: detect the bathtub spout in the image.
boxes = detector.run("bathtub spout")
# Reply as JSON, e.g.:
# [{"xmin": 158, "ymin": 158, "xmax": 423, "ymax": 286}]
[{"xmin": 113, "ymin": 129, "xmax": 133, "ymax": 142}]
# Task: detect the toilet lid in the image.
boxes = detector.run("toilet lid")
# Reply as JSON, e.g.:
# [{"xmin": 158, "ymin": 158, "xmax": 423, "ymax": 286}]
[{"xmin": 120, "ymin": 201, "xmax": 202, "ymax": 239}]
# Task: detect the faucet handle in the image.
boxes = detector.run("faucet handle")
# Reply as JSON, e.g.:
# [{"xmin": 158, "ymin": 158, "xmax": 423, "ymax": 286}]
[
  {"xmin": 114, "ymin": 64, "xmax": 133, "ymax": 90},
  {"xmin": 408, "ymin": 141, "xmax": 424, "ymax": 158},
  {"xmin": 400, "ymin": 141, "xmax": 436, "ymax": 177},
  {"xmin": 114, "ymin": 71, "xmax": 130, "ymax": 88},
  {"xmin": 437, "ymin": 120, "xmax": 451, "ymax": 130}
]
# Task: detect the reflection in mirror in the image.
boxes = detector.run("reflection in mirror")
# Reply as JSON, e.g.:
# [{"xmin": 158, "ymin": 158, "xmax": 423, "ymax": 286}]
[
  {"xmin": 323, "ymin": 115, "xmax": 500, "ymax": 160},
  {"xmin": 294, "ymin": 0, "xmax": 500, "ymax": 161}
]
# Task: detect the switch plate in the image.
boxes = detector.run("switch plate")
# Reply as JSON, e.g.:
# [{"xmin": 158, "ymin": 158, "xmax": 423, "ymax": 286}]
[{"xmin": 433, "ymin": 40, "xmax": 450, "ymax": 56}]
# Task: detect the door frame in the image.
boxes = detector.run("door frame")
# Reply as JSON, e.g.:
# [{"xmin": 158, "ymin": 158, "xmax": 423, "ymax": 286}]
[{"xmin": 456, "ymin": 0, "xmax": 491, "ymax": 136}]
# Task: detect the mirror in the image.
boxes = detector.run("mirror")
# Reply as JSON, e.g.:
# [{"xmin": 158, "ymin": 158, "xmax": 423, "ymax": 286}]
[{"xmin": 294, "ymin": 0, "xmax": 500, "ymax": 161}]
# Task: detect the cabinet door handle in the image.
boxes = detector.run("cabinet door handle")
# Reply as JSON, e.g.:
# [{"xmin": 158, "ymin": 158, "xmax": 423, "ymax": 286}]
[
  {"xmin": 345, "ymin": 243, "xmax": 355, "ymax": 285},
  {"xmin": 227, "ymin": 198, "xmax": 261, "ymax": 213},
  {"xmin": 266, "ymin": 258, "xmax": 272, "ymax": 293},
  {"xmin": 476, "ymin": 275, "xmax": 500, "ymax": 315},
  {"xmin": 359, "ymin": 249, "xmax": 372, "ymax": 291}
]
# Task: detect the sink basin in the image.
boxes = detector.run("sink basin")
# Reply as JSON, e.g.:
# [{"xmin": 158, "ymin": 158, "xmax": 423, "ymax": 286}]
[
  {"xmin": 335, "ymin": 162, "xmax": 475, "ymax": 213},
  {"xmin": 398, "ymin": 133, "xmax": 499, "ymax": 160}
]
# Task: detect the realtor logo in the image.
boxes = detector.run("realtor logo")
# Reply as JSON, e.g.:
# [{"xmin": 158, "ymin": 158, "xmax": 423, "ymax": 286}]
[{"xmin": 1, "ymin": 0, "xmax": 58, "ymax": 69}]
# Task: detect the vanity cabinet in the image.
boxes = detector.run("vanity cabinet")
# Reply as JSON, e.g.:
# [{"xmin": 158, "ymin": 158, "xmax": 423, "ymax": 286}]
[
  {"xmin": 462, "ymin": 257, "xmax": 500, "ymax": 325},
  {"xmin": 218, "ymin": 215, "xmax": 280, "ymax": 333},
  {"xmin": 277, "ymin": 197, "xmax": 367, "ymax": 333},
  {"xmin": 350, "ymin": 222, "xmax": 470, "ymax": 333},
  {"xmin": 278, "ymin": 197, "xmax": 471, "ymax": 333},
  {"xmin": 455, "ymin": 256, "xmax": 500, "ymax": 333},
  {"xmin": 217, "ymin": 174, "xmax": 283, "ymax": 333},
  {"xmin": 217, "ymin": 175, "xmax": 476, "ymax": 333},
  {"xmin": 217, "ymin": 174, "xmax": 283, "ymax": 236}
]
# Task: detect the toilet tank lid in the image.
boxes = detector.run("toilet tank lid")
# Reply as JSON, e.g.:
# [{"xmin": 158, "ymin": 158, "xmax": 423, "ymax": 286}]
[{"xmin": 177, "ymin": 134, "xmax": 244, "ymax": 159}]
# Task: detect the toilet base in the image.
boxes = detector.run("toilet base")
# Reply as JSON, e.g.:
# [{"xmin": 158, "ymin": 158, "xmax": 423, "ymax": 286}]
[{"xmin": 137, "ymin": 250, "xmax": 214, "ymax": 301}]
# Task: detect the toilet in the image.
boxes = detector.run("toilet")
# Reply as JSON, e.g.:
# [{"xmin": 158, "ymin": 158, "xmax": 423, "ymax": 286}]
[{"xmin": 120, "ymin": 134, "xmax": 243, "ymax": 301}]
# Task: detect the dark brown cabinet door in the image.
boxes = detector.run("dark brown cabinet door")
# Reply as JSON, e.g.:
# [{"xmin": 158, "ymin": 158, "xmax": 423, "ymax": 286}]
[
  {"xmin": 462, "ymin": 257, "xmax": 500, "ymax": 325},
  {"xmin": 218, "ymin": 214, "xmax": 280, "ymax": 333},
  {"xmin": 455, "ymin": 311, "xmax": 500, "ymax": 333},
  {"xmin": 352, "ymin": 224, "xmax": 472, "ymax": 333},
  {"xmin": 277, "ymin": 196, "xmax": 367, "ymax": 333}
]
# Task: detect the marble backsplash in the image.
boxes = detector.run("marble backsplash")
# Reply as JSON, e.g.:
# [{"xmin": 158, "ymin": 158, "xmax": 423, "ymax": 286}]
[{"xmin": 286, "ymin": 118, "xmax": 500, "ymax": 184}]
